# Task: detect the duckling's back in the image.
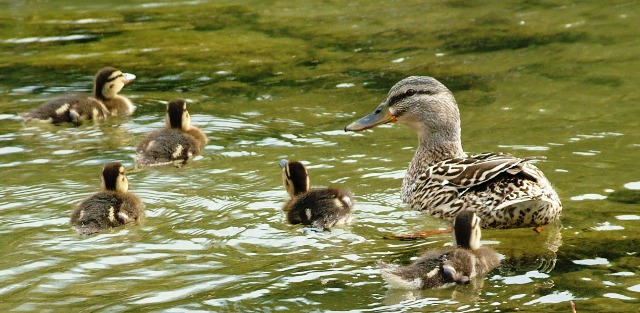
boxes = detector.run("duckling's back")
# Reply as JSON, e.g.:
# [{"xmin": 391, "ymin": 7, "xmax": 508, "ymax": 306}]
[
  {"xmin": 379, "ymin": 248, "xmax": 455, "ymax": 290},
  {"xmin": 284, "ymin": 187, "xmax": 353, "ymax": 229},
  {"xmin": 378, "ymin": 246, "xmax": 500, "ymax": 290},
  {"xmin": 136, "ymin": 128, "xmax": 202, "ymax": 166},
  {"xmin": 70, "ymin": 192, "xmax": 144, "ymax": 235},
  {"xmin": 21, "ymin": 94, "xmax": 109, "ymax": 125}
]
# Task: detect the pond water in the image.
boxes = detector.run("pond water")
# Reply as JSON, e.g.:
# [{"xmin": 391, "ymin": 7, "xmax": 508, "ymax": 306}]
[{"xmin": 1, "ymin": 0, "xmax": 639, "ymax": 312}]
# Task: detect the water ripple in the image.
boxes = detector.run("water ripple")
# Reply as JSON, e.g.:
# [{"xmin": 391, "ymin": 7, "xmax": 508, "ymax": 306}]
[{"xmin": 134, "ymin": 276, "xmax": 239, "ymax": 305}]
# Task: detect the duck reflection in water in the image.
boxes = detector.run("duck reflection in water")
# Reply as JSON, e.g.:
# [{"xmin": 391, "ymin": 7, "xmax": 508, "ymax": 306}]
[{"xmin": 493, "ymin": 221, "xmax": 562, "ymax": 278}]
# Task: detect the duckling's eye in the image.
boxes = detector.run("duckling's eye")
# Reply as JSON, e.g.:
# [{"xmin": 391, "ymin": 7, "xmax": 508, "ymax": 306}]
[{"xmin": 405, "ymin": 89, "xmax": 416, "ymax": 97}]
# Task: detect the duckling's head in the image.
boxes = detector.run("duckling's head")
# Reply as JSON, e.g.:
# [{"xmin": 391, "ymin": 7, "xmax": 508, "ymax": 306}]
[
  {"xmin": 100, "ymin": 162, "xmax": 129, "ymax": 193},
  {"xmin": 453, "ymin": 210, "xmax": 481, "ymax": 250},
  {"xmin": 279, "ymin": 159, "xmax": 310, "ymax": 197},
  {"xmin": 166, "ymin": 99, "xmax": 192, "ymax": 131},
  {"xmin": 95, "ymin": 67, "xmax": 135, "ymax": 100},
  {"xmin": 345, "ymin": 76, "xmax": 460, "ymax": 136}
]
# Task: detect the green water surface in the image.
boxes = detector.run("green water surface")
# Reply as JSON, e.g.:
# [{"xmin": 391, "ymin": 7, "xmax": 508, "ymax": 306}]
[{"xmin": 0, "ymin": 0, "xmax": 639, "ymax": 312}]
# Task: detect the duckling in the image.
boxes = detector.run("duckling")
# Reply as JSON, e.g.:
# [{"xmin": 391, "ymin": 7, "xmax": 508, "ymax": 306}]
[
  {"xmin": 378, "ymin": 210, "xmax": 500, "ymax": 289},
  {"xmin": 345, "ymin": 76, "xmax": 562, "ymax": 233},
  {"xmin": 280, "ymin": 159, "xmax": 354, "ymax": 229},
  {"xmin": 20, "ymin": 67, "xmax": 136, "ymax": 126},
  {"xmin": 70, "ymin": 162, "xmax": 144, "ymax": 235},
  {"xmin": 135, "ymin": 99, "xmax": 208, "ymax": 167}
]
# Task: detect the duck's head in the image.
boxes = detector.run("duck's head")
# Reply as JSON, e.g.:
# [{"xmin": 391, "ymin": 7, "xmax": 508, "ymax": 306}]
[
  {"xmin": 94, "ymin": 67, "xmax": 135, "ymax": 100},
  {"xmin": 279, "ymin": 159, "xmax": 310, "ymax": 197},
  {"xmin": 453, "ymin": 210, "xmax": 482, "ymax": 250},
  {"xmin": 165, "ymin": 99, "xmax": 192, "ymax": 131},
  {"xmin": 345, "ymin": 76, "xmax": 460, "ymax": 136},
  {"xmin": 100, "ymin": 162, "xmax": 129, "ymax": 193}
]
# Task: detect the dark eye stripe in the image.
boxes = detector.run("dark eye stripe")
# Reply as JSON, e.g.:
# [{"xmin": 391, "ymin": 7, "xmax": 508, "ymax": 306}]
[
  {"xmin": 106, "ymin": 73, "xmax": 124, "ymax": 83},
  {"xmin": 388, "ymin": 89, "xmax": 433, "ymax": 106}
]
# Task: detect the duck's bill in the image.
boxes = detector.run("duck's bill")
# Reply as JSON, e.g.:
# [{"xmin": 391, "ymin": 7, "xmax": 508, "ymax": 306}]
[
  {"xmin": 344, "ymin": 103, "xmax": 397, "ymax": 132},
  {"xmin": 123, "ymin": 73, "xmax": 136, "ymax": 85}
]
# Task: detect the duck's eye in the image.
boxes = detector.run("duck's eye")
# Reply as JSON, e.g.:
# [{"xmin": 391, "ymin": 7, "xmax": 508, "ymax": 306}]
[{"xmin": 405, "ymin": 89, "xmax": 416, "ymax": 96}]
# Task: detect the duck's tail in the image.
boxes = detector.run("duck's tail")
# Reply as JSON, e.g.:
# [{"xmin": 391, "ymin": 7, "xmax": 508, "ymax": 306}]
[{"xmin": 377, "ymin": 261, "xmax": 423, "ymax": 290}]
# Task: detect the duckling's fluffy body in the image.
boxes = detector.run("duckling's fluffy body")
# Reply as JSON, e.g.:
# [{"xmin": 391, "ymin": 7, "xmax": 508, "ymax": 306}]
[
  {"xmin": 379, "ymin": 247, "xmax": 499, "ymax": 289},
  {"xmin": 280, "ymin": 160, "xmax": 354, "ymax": 229},
  {"xmin": 136, "ymin": 128, "xmax": 204, "ymax": 164},
  {"xmin": 284, "ymin": 187, "xmax": 354, "ymax": 229},
  {"xmin": 20, "ymin": 67, "xmax": 135, "ymax": 126},
  {"xmin": 136, "ymin": 99, "xmax": 207, "ymax": 167},
  {"xmin": 70, "ymin": 162, "xmax": 144, "ymax": 235},
  {"xmin": 71, "ymin": 191, "xmax": 144, "ymax": 235},
  {"xmin": 378, "ymin": 211, "xmax": 500, "ymax": 289},
  {"xmin": 24, "ymin": 94, "xmax": 110, "ymax": 125}
]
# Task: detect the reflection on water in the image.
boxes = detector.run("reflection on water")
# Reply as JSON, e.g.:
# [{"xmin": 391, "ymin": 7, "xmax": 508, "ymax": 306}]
[{"xmin": 1, "ymin": 0, "xmax": 640, "ymax": 312}]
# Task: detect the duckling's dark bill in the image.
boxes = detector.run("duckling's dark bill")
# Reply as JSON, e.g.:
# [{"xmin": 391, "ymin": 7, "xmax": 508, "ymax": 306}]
[{"xmin": 344, "ymin": 103, "xmax": 397, "ymax": 131}]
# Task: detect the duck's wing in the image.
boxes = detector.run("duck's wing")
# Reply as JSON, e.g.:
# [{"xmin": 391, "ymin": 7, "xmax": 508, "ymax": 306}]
[
  {"xmin": 408, "ymin": 153, "xmax": 540, "ymax": 217},
  {"xmin": 428, "ymin": 152, "xmax": 545, "ymax": 188}
]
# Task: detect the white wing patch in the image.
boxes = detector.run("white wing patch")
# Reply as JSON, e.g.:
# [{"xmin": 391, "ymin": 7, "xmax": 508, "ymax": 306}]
[
  {"xmin": 172, "ymin": 144, "xmax": 184, "ymax": 158},
  {"xmin": 55, "ymin": 103, "xmax": 70, "ymax": 116},
  {"xmin": 108, "ymin": 206, "xmax": 116, "ymax": 222}
]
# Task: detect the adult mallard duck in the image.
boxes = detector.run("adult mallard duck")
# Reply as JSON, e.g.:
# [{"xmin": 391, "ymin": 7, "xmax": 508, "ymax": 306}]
[
  {"xmin": 20, "ymin": 67, "xmax": 136, "ymax": 126},
  {"xmin": 70, "ymin": 162, "xmax": 144, "ymax": 235},
  {"xmin": 345, "ymin": 76, "xmax": 562, "ymax": 233},
  {"xmin": 280, "ymin": 159, "xmax": 354, "ymax": 229},
  {"xmin": 135, "ymin": 99, "xmax": 208, "ymax": 167},
  {"xmin": 378, "ymin": 210, "xmax": 500, "ymax": 289}
]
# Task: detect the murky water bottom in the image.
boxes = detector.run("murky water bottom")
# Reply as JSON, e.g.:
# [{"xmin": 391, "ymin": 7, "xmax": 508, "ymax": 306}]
[{"xmin": 1, "ymin": 0, "xmax": 639, "ymax": 312}]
